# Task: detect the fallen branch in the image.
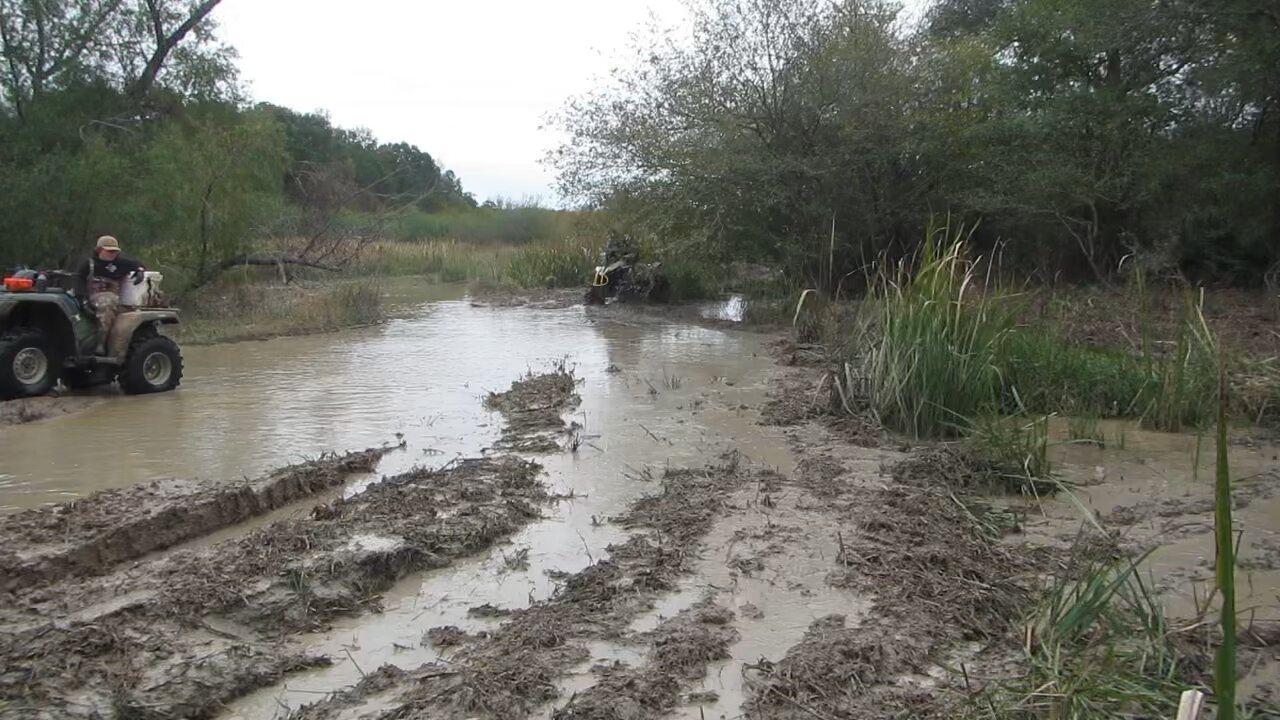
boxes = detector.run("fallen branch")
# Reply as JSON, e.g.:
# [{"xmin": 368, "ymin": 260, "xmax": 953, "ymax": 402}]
[{"xmin": 217, "ymin": 254, "xmax": 340, "ymax": 272}]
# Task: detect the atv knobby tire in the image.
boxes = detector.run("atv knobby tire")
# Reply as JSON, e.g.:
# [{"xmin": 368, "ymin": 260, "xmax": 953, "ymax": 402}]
[
  {"xmin": 0, "ymin": 329, "xmax": 59, "ymax": 400},
  {"xmin": 585, "ymin": 284, "xmax": 609, "ymax": 305},
  {"xmin": 119, "ymin": 331, "xmax": 183, "ymax": 395}
]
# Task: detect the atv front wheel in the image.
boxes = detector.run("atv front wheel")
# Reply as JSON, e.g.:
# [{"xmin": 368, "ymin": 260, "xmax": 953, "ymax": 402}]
[
  {"xmin": 120, "ymin": 333, "xmax": 184, "ymax": 395},
  {"xmin": 0, "ymin": 329, "xmax": 59, "ymax": 400},
  {"xmin": 585, "ymin": 284, "xmax": 609, "ymax": 305}
]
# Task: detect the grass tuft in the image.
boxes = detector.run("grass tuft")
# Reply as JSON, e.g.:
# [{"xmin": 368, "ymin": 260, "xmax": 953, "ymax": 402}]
[
  {"xmin": 977, "ymin": 553, "xmax": 1202, "ymax": 719},
  {"xmin": 858, "ymin": 218, "xmax": 1014, "ymax": 439}
]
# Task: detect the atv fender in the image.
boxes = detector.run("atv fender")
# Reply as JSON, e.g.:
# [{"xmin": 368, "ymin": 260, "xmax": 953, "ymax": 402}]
[{"xmin": 109, "ymin": 310, "xmax": 179, "ymax": 361}]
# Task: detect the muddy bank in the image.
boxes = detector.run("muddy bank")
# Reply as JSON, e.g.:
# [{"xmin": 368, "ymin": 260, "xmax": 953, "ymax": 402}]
[
  {"xmin": 291, "ymin": 453, "xmax": 776, "ymax": 719},
  {"xmin": 0, "ymin": 447, "xmax": 391, "ymax": 593},
  {"xmin": 0, "ymin": 455, "xmax": 548, "ymax": 719},
  {"xmin": 0, "ymin": 394, "xmax": 99, "ymax": 429},
  {"xmin": 0, "ymin": 368, "xmax": 585, "ymax": 719},
  {"xmin": 751, "ymin": 337, "xmax": 1280, "ymax": 717}
]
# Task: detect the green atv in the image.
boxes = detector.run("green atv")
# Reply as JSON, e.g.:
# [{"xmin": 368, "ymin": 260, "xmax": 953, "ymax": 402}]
[
  {"xmin": 0, "ymin": 272, "xmax": 184, "ymax": 400},
  {"xmin": 584, "ymin": 232, "xmax": 671, "ymax": 305}
]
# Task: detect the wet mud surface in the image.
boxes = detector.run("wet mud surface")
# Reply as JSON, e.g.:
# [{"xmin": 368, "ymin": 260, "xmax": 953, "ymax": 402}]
[
  {"xmin": 0, "ymin": 448, "xmax": 391, "ymax": 593},
  {"xmin": 0, "ymin": 371, "xmax": 570, "ymax": 719},
  {"xmin": 291, "ymin": 454, "xmax": 776, "ymax": 720},
  {"xmin": 0, "ymin": 394, "xmax": 100, "ymax": 429},
  {"xmin": 3, "ymin": 291, "xmax": 1279, "ymax": 719}
]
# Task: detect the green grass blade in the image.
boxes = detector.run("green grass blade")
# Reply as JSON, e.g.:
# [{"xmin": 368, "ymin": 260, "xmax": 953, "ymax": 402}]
[{"xmin": 1215, "ymin": 351, "xmax": 1237, "ymax": 719}]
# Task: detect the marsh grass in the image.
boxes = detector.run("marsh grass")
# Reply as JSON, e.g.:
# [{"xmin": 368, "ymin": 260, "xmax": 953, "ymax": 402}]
[
  {"xmin": 346, "ymin": 240, "xmax": 512, "ymax": 282},
  {"xmin": 857, "ymin": 219, "xmax": 1015, "ymax": 439},
  {"xmin": 849, "ymin": 221, "xmax": 1222, "ymax": 449},
  {"xmin": 504, "ymin": 237, "xmax": 600, "ymax": 289},
  {"xmin": 973, "ymin": 553, "xmax": 1198, "ymax": 720},
  {"xmin": 176, "ymin": 279, "xmax": 385, "ymax": 344}
]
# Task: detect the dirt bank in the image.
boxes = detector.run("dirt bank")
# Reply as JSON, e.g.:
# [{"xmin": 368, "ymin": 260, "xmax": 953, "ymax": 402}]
[{"xmin": 750, "ymin": 335, "xmax": 1280, "ymax": 718}]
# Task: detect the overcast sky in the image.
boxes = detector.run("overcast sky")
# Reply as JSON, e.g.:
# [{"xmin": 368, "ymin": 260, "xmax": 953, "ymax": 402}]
[
  {"xmin": 217, "ymin": 1, "xmax": 928, "ymax": 207},
  {"xmin": 216, "ymin": 0, "xmax": 690, "ymax": 206}
]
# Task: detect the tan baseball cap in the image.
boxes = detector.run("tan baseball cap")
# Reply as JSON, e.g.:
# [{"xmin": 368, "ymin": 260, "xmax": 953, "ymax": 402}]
[{"xmin": 96, "ymin": 235, "xmax": 120, "ymax": 251}]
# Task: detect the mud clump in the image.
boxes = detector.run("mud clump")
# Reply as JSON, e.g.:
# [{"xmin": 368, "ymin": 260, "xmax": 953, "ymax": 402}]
[
  {"xmin": 485, "ymin": 364, "xmax": 582, "ymax": 453},
  {"xmin": 554, "ymin": 600, "xmax": 738, "ymax": 720},
  {"xmin": 890, "ymin": 445, "xmax": 1056, "ymax": 496},
  {"xmin": 0, "ymin": 446, "xmax": 391, "ymax": 593},
  {"xmin": 827, "ymin": 485, "xmax": 1032, "ymax": 640},
  {"xmin": 0, "ymin": 613, "xmax": 332, "ymax": 719},
  {"xmin": 156, "ymin": 456, "xmax": 546, "ymax": 632},
  {"xmin": 744, "ymin": 615, "xmax": 932, "ymax": 719},
  {"xmin": 425, "ymin": 625, "xmax": 488, "ymax": 648}
]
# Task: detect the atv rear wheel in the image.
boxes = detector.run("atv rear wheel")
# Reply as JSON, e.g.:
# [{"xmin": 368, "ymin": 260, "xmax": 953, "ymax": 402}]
[
  {"xmin": 0, "ymin": 329, "xmax": 59, "ymax": 400},
  {"xmin": 119, "ymin": 332, "xmax": 183, "ymax": 395}
]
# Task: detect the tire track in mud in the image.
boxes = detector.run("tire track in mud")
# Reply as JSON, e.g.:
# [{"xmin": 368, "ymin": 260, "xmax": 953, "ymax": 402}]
[
  {"xmin": 730, "ymin": 352, "xmax": 1041, "ymax": 719},
  {"xmin": 0, "ymin": 448, "xmax": 391, "ymax": 593},
  {"xmin": 290, "ymin": 453, "xmax": 779, "ymax": 720},
  {"xmin": 0, "ymin": 368, "xmax": 582, "ymax": 720}
]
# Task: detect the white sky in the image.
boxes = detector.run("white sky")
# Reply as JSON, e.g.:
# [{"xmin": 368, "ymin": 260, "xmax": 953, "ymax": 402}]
[
  {"xmin": 216, "ymin": 0, "xmax": 689, "ymax": 206},
  {"xmin": 216, "ymin": 0, "xmax": 929, "ymax": 207}
]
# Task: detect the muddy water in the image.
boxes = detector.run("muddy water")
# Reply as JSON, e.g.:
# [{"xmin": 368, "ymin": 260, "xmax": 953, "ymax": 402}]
[
  {"xmin": 0, "ymin": 289, "xmax": 780, "ymax": 511},
  {"xmin": 220, "ymin": 305, "xmax": 802, "ymax": 718},
  {"xmin": 0, "ymin": 286, "xmax": 814, "ymax": 717},
  {"xmin": 1025, "ymin": 419, "xmax": 1280, "ymax": 625}
]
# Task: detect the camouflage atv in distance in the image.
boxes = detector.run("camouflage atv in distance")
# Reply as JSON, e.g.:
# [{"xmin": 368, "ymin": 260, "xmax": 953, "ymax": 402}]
[{"xmin": 584, "ymin": 231, "xmax": 672, "ymax": 305}]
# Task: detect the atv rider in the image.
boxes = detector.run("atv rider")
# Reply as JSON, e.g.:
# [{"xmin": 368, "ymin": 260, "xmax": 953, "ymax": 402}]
[
  {"xmin": 73, "ymin": 235, "xmax": 145, "ymax": 354},
  {"xmin": 603, "ymin": 230, "xmax": 639, "ymax": 265}
]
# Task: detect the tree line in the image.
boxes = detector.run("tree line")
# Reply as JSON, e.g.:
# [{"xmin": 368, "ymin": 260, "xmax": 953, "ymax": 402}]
[
  {"xmin": 549, "ymin": 0, "xmax": 1280, "ymax": 288},
  {"xmin": 0, "ymin": 0, "xmax": 474, "ymax": 287}
]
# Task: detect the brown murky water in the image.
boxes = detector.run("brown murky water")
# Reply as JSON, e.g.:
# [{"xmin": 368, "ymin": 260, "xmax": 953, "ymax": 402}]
[
  {"xmin": 4, "ymin": 285, "xmax": 1278, "ymax": 717},
  {"xmin": 0, "ymin": 285, "xmax": 807, "ymax": 717}
]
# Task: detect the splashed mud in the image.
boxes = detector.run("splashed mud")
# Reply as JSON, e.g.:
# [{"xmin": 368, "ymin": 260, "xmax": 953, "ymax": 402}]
[{"xmin": 0, "ymin": 394, "xmax": 100, "ymax": 429}]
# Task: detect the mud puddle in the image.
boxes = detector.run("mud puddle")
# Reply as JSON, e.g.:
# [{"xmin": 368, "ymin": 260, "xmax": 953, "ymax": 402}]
[
  {"xmin": 223, "ymin": 332, "xmax": 798, "ymax": 717},
  {"xmin": 1017, "ymin": 418, "xmax": 1280, "ymax": 626},
  {"xmin": 0, "ymin": 290, "xmax": 780, "ymax": 512}
]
